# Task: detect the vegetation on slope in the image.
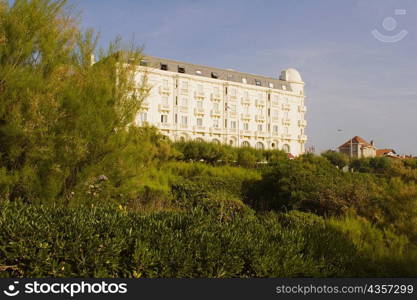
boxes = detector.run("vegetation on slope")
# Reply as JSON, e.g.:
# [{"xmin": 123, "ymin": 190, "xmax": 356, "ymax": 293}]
[{"xmin": 1, "ymin": 0, "xmax": 417, "ymax": 278}]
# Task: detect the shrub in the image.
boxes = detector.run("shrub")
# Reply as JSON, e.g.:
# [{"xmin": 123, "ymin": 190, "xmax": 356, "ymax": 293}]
[
  {"xmin": 245, "ymin": 155, "xmax": 390, "ymax": 220},
  {"xmin": 4, "ymin": 202, "xmax": 415, "ymax": 278},
  {"xmin": 322, "ymin": 150, "xmax": 349, "ymax": 169},
  {"xmin": 328, "ymin": 215, "xmax": 417, "ymax": 276}
]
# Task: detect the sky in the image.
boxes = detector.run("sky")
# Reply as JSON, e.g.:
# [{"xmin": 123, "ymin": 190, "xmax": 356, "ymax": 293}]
[{"xmin": 72, "ymin": 0, "xmax": 417, "ymax": 155}]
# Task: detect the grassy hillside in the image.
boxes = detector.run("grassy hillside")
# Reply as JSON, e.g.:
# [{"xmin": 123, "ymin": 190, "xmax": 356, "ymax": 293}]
[{"xmin": 1, "ymin": 139, "xmax": 417, "ymax": 277}]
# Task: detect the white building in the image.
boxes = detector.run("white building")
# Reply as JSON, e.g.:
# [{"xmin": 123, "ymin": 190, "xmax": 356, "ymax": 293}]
[{"xmin": 135, "ymin": 55, "xmax": 307, "ymax": 156}]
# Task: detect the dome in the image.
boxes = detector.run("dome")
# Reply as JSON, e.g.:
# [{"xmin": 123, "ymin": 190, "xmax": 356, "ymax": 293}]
[{"xmin": 280, "ymin": 68, "xmax": 303, "ymax": 83}]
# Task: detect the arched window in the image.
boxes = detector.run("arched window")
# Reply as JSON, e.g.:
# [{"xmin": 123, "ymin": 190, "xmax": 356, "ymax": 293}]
[
  {"xmin": 271, "ymin": 143, "xmax": 276, "ymax": 149},
  {"xmin": 255, "ymin": 142, "xmax": 264, "ymax": 150},
  {"xmin": 180, "ymin": 136, "xmax": 185, "ymax": 142},
  {"xmin": 195, "ymin": 138, "xmax": 204, "ymax": 142},
  {"xmin": 241, "ymin": 141, "xmax": 250, "ymax": 147},
  {"xmin": 212, "ymin": 139, "xmax": 220, "ymax": 144},
  {"xmin": 282, "ymin": 144, "xmax": 291, "ymax": 153},
  {"xmin": 229, "ymin": 140, "xmax": 234, "ymax": 146}
]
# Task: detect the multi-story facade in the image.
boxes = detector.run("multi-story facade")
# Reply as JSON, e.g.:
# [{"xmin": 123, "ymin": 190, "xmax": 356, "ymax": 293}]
[{"xmin": 134, "ymin": 55, "xmax": 307, "ymax": 156}]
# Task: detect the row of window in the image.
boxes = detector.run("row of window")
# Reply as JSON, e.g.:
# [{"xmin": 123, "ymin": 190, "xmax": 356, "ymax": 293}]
[
  {"xmin": 157, "ymin": 96, "xmax": 301, "ymax": 115},
  {"xmin": 159, "ymin": 79, "xmax": 289, "ymax": 98},
  {"xmin": 140, "ymin": 111, "xmax": 303, "ymax": 130},
  {"xmin": 149, "ymin": 65, "xmax": 285, "ymax": 89},
  {"xmin": 154, "ymin": 114, "xmax": 303, "ymax": 134},
  {"xmin": 161, "ymin": 96, "xmax": 294, "ymax": 110}
]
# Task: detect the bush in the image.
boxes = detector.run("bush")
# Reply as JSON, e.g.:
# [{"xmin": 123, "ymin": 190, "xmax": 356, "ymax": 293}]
[
  {"xmin": 245, "ymin": 155, "xmax": 391, "ymax": 220},
  {"xmin": 3, "ymin": 202, "xmax": 416, "ymax": 278},
  {"xmin": 164, "ymin": 161, "xmax": 261, "ymax": 198},
  {"xmin": 350, "ymin": 157, "xmax": 391, "ymax": 174},
  {"xmin": 328, "ymin": 215, "xmax": 417, "ymax": 276},
  {"xmin": 321, "ymin": 150, "xmax": 349, "ymax": 169},
  {"xmin": 172, "ymin": 141, "xmax": 288, "ymax": 168}
]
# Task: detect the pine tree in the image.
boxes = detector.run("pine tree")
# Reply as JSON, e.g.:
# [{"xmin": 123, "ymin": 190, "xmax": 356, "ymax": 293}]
[{"xmin": 0, "ymin": 0, "xmax": 154, "ymax": 203}]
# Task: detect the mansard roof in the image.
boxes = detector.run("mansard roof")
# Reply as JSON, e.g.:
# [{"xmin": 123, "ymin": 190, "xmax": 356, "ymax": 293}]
[{"xmin": 142, "ymin": 55, "xmax": 293, "ymax": 92}]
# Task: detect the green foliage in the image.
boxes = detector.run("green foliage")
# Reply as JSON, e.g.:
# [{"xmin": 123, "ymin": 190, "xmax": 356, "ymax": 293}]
[
  {"xmin": 237, "ymin": 149, "xmax": 258, "ymax": 168},
  {"xmin": 329, "ymin": 215, "xmax": 417, "ymax": 276},
  {"xmin": 172, "ymin": 140, "xmax": 288, "ymax": 167},
  {"xmin": 321, "ymin": 150, "xmax": 349, "ymax": 169},
  {"xmin": 377, "ymin": 178, "xmax": 417, "ymax": 243},
  {"xmin": 165, "ymin": 161, "xmax": 261, "ymax": 196},
  {"xmin": 1, "ymin": 202, "xmax": 415, "ymax": 278},
  {"xmin": 403, "ymin": 158, "xmax": 417, "ymax": 169},
  {"xmin": 173, "ymin": 141, "xmax": 237, "ymax": 165},
  {"xmin": 245, "ymin": 153, "xmax": 417, "ymax": 247},
  {"xmin": 1, "ymin": 0, "xmax": 417, "ymax": 279},
  {"xmin": 0, "ymin": 0, "xmax": 156, "ymax": 203},
  {"xmin": 247, "ymin": 155, "xmax": 372, "ymax": 215},
  {"xmin": 350, "ymin": 157, "xmax": 391, "ymax": 174}
]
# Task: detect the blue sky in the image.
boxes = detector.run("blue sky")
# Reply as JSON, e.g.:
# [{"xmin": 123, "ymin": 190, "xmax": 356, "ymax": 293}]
[{"xmin": 73, "ymin": 0, "xmax": 417, "ymax": 155}]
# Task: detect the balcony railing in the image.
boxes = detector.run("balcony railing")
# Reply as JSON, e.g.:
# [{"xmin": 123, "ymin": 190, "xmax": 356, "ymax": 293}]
[
  {"xmin": 180, "ymin": 123, "xmax": 188, "ymax": 129},
  {"xmin": 211, "ymin": 93, "xmax": 222, "ymax": 101},
  {"xmin": 241, "ymin": 98, "xmax": 251, "ymax": 105},
  {"xmin": 210, "ymin": 127, "xmax": 223, "ymax": 134},
  {"xmin": 282, "ymin": 118, "xmax": 291, "ymax": 126},
  {"xmin": 179, "ymin": 88, "xmax": 189, "ymax": 95},
  {"xmin": 229, "ymin": 93, "xmax": 238, "ymax": 100},
  {"xmin": 255, "ymin": 131, "xmax": 268, "ymax": 138},
  {"xmin": 141, "ymin": 101, "xmax": 150, "ymax": 109},
  {"xmin": 255, "ymin": 99, "xmax": 266, "ymax": 106},
  {"xmin": 228, "ymin": 128, "xmax": 237, "ymax": 133},
  {"xmin": 241, "ymin": 113, "xmax": 251, "ymax": 120},
  {"xmin": 299, "ymin": 134, "xmax": 307, "ymax": 141},
  {"xmin": 193, "ymin": 126, "xmax": 206, "ymax": 132},
  {"xmin": 228, "ymin": 111, "xmax": 237, "ymax": 118},
  {"xmin": 298, "ymin": 105, "xmax": 307, "ymax": 113},
  {"xmin": 255, "ymin": 115, "xmax": 266, "ymax": 122},
  {"xmin": 298, "ymin": 119, "xmax": 307, "ymax": 127},
  {"xmin": 282, "ymin": 103, "xmax": 291, "ymax": 111},
  {"xmin": 211, "ymin": 109, "xmax": 222, "ymax": 117},
  {"xmin": 271, "ymin": 100, "xmax": 280, "ymax": 107},
  {"xmin": 194, "ymin": 91, "xmax": 205, "ymax": 99},
  {"xmin": 240, "ymin": 130, "xmax": 252, "ymax": 136},
  {"xmin": 194, "ymin": 107, "xmax": 205, "ymax": 115},
  {"xmin": 281, "ymin": 133, "xmax": 291, "ymax": 140},
  {"xmin": 158, "ymin": 104, "xmax": 171, "ymax": 112},
  {"xmin": 157, "ymin": 122, "xmax": 171, "ymax": 128},
  {"xmin": 228, "ymin": 95, "xmax": 237, "ymax": 102},
  {"xmin": 272, "ymin": 131, "xmax": 280, "ymax": 137},
  {"xmin": 159, "ymin": 86, "xmax": 170, "ymax": 95},
  {"xmin": 179, "ymin": 106, "xmax": 188, "ymax": 113}
]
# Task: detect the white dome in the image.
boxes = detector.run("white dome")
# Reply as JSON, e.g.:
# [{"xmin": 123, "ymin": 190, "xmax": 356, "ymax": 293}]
[{"xmin": 280, "ymin": 68, "xmax": 303, "ymax": 83}]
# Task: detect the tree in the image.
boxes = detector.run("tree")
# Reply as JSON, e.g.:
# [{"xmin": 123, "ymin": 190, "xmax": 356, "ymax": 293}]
[
  {"xmin": 321, "ymin": 150, "xmax": 349, "ymax": 169},
  {"xmin": 244, "ymin": 154, "xmax": 383, "ymax": 217},
  {"xmin": 0, "ymin": 0, "xmax": 150, "ymax": 203},
  {"xmin": 235, "ymin": 149, "xmax": 255, "ymax": 168}
]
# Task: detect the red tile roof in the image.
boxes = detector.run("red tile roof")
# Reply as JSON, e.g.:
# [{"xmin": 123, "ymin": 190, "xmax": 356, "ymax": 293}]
[
  {"xmin": 338, "ymin": 136, "xmax": 373, "ymax": 149},
  {"xmin": 376, "ymin": 149, "xmax": 396, "ymax": 156}
]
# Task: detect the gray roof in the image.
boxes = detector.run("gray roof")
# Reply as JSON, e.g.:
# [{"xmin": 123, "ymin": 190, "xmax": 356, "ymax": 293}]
[{"xmin": 142, "ymin": 55, "xmax": 292, "ymax": 92}]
